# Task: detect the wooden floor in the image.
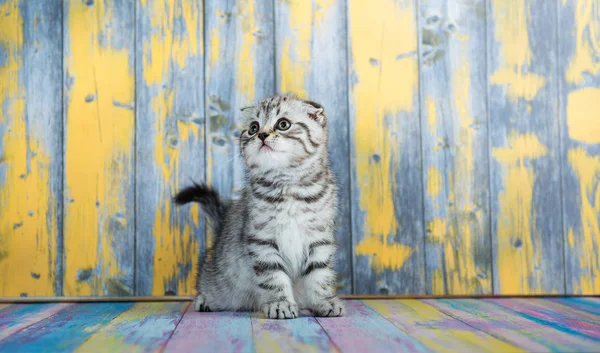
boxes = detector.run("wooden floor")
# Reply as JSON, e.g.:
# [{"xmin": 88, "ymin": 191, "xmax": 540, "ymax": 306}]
[{"xmin": 0, "ymin": 298, "xmax": 598, "ymax": 352}]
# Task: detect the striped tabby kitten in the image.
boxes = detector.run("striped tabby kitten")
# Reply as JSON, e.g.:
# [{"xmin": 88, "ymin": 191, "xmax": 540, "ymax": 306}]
[{"xmin": 174, "ymin": 94, "xmax": 344, "ymax": 319}]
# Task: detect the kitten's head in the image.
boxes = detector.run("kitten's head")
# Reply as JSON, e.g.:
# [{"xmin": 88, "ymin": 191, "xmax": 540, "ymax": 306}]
[{"xmin": 239, "ymin": 94, "xmax": 327, "ymax": 173}]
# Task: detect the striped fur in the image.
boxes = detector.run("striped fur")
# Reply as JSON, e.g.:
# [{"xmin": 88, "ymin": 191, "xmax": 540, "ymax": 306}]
[{"xmin": 175, "ymin": 94, "xmax": 343, "ymax": 319}]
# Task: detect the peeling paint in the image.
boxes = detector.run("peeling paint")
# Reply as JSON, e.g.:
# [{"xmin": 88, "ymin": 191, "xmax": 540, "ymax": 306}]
[
  {"xmin": 279, "ymin": 0, "xmax": 313, "ymax": 98},
  {"xmin": 490, "ymin": 0, "xmax": 545, "ymax": 102},
  {"xmin": 0, "ymin": 0, "xmax": 58, "ymax": 296},
  {"xmin": 567, "ymin": 148, "xmax": 600, "ymax": 294},
  {"xmin": 63, "ymin": 0, "xmax": 134, "ymax": 296},
  {"xmin": 351, "ymin": 0, "xmax": 418, "ymax": 272},
  {"xmin": 564, "ymin": 0, "xmax": 600, "ymax": 84},
  {"xmin": 493, "ymin": 133, "xmax": 548, "ymax": 294},
  {"xmin": 566, "ymin": 87, "xmax": 600, "ymax": 144},
  {"xmin": 141, "ymin": 0, "xmax": 202, "ymax": 296}
]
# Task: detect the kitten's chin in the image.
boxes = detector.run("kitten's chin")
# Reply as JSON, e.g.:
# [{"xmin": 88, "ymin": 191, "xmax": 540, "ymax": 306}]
[{"xmin": 245, "ymin": 151, "xmax": 296, "ymax": 171}]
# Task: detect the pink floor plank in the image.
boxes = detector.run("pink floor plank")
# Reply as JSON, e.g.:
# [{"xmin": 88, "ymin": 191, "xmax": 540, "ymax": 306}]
[
  {"xmin": 315, "ymin": 300, "xmax": 430, "ymax": 353},
  {"xmin": 163, "ymin": 307, "xmax": 254, "ymax": 353},
  {"xmin": 251, "ymin": 311, "xmax": 339, "ymax": 352}
]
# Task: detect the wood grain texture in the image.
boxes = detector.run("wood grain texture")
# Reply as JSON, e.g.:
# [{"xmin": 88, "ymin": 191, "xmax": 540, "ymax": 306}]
[
  {"xmin": 558, "ymin": 0, "xmax": 600, "ymax": 295},
  {"xmin": 426, "ymin": 298, "xmax": 600, "ymax": 352},
  {"xmin": 315, "ymin": 300, "xmax": 430, "ymax": 352},
  {"xmin": 163, "ymin": 309, "xmax": 254, "ymax": 353},
  {"xmin": 72, "ymin": 302, "xmax": 188, "ymax": 353},
  {"xmin": 0, "ymin": 303, "xmax": 133, "ymax": 352},
  {"xmin": 487, "ymin": 298, "xmax": 600, "ymax": 340},
  {"xmin": 204, "ymin": 0, "xmax": 274, "ymax": 215},
  {"xmin": 348, "ymin": 0, "xmax": 425, "ymax": 295},
  {"xmin": 487, "ymin": 0, "xmax": 564, "ymax": 295},
  {"xmin": 419, "ymin": 0, "xmax": 491, "ymax": 295},
  {"xmin": 135, "ymin": 0, "xmax": 205, "ymax": 297},
  {"xmin": 0, "ymin": 0, "xmax": 63, "ymax": 297},
  {"xmin": 251, "ymin": 311, "xmax": 339, "ymax": 353},
  {"xmin": 0, "ymin": 300, "xmax": 599, "ymax": 351},
  {"xmin": 62, "ymin": 0, "xmax": 135, "ymax": 296},
  {"xmin": 366, "ymin": 299, "xmax": 525, "ymax": 353},
  {"xmin": 0, "ymin": 303, "xmax": 71, "ymax": 341},
  {"xmin": 551, "ymin": 297, "xmax": 600, "ymax": 316},
  {"xmin": 275, "ymin": 0, "xmax": 352, "ymax": 296}
]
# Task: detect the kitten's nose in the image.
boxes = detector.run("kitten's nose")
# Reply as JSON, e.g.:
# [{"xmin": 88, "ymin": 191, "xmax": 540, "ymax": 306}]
[{"xmin": 258, "ymin": 132, "xmax": 269, "ymax": 141}]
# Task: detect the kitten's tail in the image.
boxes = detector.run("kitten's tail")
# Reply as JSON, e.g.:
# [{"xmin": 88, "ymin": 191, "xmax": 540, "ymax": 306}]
[{"xmin": 173, "ymin": 183, "xmax": 227, "ymax": 233}]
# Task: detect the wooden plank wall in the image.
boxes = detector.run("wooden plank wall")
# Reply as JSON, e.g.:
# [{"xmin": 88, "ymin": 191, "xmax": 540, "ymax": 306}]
[{"xmin": 0, "ymin": 0, "xmax": 598, "ymax": 297}]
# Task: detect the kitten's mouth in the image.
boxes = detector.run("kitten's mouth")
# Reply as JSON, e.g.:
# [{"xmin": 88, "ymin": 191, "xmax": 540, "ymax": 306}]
[{"xmin": 260, "ymin": 143, "xmax": 272, "ymax": 151}]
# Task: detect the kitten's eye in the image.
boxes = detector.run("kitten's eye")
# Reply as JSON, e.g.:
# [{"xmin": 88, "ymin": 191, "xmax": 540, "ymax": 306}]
[
  {"xmin": 276, "ymin": 118, "xmax": 292, "ymax": 131},
  {"xmin": 248, "ymin": 121, "xmax": 260, "ymax": 135}
]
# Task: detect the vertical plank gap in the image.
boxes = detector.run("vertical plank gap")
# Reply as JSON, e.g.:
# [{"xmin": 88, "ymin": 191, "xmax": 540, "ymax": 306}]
[
  {"xmin": 555, "ymin": 0, "xmax": 568, "ymax": 295},
  {"xmin": 343, "ymin": 0, "xmax": 355, "ymax": 295},
  {"xmin": 484, "ymin": 0, "xmax": 495, "ymax": 295},
  {"xmin": 415, "ymin": 0, "xmax": 428, "ymax": 295}
]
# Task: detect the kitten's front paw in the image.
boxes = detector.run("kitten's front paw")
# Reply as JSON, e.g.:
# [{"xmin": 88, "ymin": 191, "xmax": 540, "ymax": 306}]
[
  {"xmin": 262, "ymin": 300, "xmax": 298, "ymax": 319},
  {"xmin": 312, "ymin": 297, "xmax": 344, "ymax": 317},
  {"xmin": 193, "ymin": 294, "xmax": 211, "ymax": 312}
]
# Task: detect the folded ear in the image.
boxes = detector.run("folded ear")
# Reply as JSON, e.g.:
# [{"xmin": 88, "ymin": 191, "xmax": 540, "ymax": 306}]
[
  {"xmin": 302, "ymin": 100, "xmax": 326, "ymax": 124},
  {"xmin": 240, "ymin": 105, "xmax": 255, "ymax": 112}
]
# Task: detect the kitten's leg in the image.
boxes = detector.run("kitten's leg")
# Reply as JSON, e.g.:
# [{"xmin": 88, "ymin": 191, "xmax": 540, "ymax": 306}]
[
  {"xmin": 297, "ymin": 241, "xmax": 344, "ymax": 317},
  {"xmin": 192, "ymin": 293, "xmax": 211, "ymax": 312},
  {"xmin": 250, "ymin": 249, "xmax": 298, "ymax": 319}
]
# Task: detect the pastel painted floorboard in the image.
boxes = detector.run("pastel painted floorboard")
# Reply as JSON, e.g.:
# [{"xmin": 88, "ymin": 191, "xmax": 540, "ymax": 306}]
[
  {"xmin": 0, "ymin": 299, "xmax": 598, "ymax": 352},
  {"xmin": 426, "ymin": 299, "xmax": 600, "ymax": 352},
  {"xmin": 163, "ymin": 311, "xmax": 254, "ymax": 353},
  {"xmin": 0, "ymin": 303, "xmax": 72, "ymax": 341},
  {"xmin": 363, "ymin": 299, "xmax": 524, "ymax": 353},
  {"xmin": 251, "ymin": 311, "xmax": 339, "ymax": 353},
  {"xmin": 486, "ymin": 298, "xmax": 600, "ymax": 340}
]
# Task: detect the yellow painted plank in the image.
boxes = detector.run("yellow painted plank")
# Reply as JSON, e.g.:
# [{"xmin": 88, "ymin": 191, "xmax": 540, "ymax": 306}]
[
  {"xmin": 420, "ymin": 0, "xmax": 492, "ymax": 295},
  {"xmin": 559, "ymin": 0, "xmax": 600, "ymax": 295},
  {"xmin": 0, "ymin": 1, "xmax": 62, "ymax": 296},
  {"xmin": 135, "ymin": 0, "xmax": 204, "ymax": 296},
  {"xmin": 62, "ymin": 0, "xmax": 135, "ymax": 296},
  {"xmin": 348, "ymin": 0, "xmax": 425, "ymax": 294},
  {"xmin": 488, "ymin": 0, "xmax": 564, "ymax": 294}
]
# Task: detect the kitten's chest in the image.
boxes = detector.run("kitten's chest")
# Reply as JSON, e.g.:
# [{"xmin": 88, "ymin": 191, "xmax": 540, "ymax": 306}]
[
  {"xmin": 275, "ymin": 223, "xmax": 307, "ymax": 278},
  {"xmin": 272, "ymin": 204, "xmax": 313, "ymax": 278}
]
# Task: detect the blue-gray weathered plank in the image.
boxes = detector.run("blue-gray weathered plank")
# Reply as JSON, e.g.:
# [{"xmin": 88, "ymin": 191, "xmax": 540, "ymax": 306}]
[
  {"xmin": 204, "ymin": 0, "xmax": 275, "ymax": 205},
  {"xmin": 135, "ymin": 0, "xmax": 206, "ymax": 296},
  {"xmin": 419, "ymin": 0, "xmax": 492, "ymax": 295},
  {"xmin": 347, "ymin": 0, "xmax": 426, "ymax": 295},
  {"xmin": 487, "ymin": 0, "xmax": 564, "ymax": 294},
  {"xmin": 558, "ymin": 0, "xmax": 600, "ymax": 295},
  {"xmin": 274, "ymin": 0, "xmax": 353, "ymax": 295}
]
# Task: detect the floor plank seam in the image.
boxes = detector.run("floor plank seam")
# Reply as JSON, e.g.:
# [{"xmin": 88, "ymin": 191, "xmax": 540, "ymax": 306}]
[
  {"xmin": 313, "ymin": 313, "xmax": 344, "ymax": 353},
  {"xmin": 160, "ymin": 302, "xmax": 191, "ymax": 353},
  {"xmin": 248, "ymin": 312, "xmax": 256, "ymax": 352}
]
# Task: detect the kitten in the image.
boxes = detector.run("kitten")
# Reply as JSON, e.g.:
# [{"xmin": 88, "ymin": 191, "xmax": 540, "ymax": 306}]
[{"xmin": 174, "ymin": 94, "xmax": 344, "ymax": 319}]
